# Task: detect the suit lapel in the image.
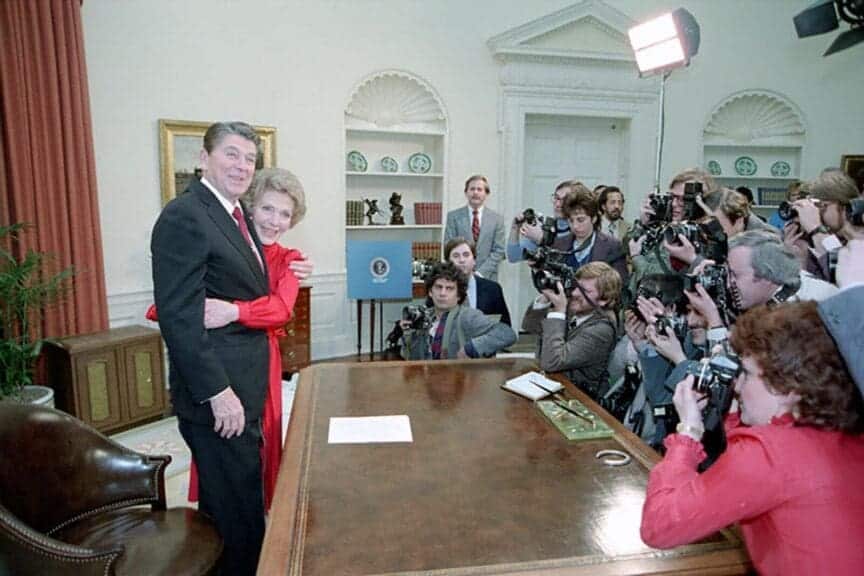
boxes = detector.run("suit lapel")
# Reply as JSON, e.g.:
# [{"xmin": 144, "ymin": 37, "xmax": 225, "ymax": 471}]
[{"xmin": 194, "ymin": 183, "xmax": 268, "ymax": 290}]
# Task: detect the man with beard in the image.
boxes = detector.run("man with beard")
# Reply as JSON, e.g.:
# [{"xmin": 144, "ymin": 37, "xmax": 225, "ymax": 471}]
[{"xmin": 598, "ymin": 186, "xmax": 630, "ymax": 242}]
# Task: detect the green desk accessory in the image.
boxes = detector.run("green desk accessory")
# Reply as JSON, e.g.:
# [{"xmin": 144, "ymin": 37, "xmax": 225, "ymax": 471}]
[{"xmin": 536, "ymin": 398, "xmax": 615, "ymax": 441}]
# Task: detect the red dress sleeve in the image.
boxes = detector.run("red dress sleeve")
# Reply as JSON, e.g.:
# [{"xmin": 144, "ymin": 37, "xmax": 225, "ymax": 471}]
[
  {"xmin": 640, "ymin": 427, "xmax": 787, "ymax": 549},
  {"xmin": 235, "ymin": 245, "xmax": 302, "ymax": 329}
]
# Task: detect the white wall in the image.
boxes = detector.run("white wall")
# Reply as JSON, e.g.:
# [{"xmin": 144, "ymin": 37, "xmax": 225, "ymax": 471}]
[{"xmin": 83, "ymin": 0, "xmax": 864, "ymax": 356}]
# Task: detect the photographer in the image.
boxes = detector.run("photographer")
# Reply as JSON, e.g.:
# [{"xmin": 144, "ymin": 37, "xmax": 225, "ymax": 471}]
[
  {"xmin": 793, "ymin": 171, "xmax": 864, "ymax": 279},
  {"xmin": 622, "ymin": 294, "xmax": 712, "ymax": 447},
  {"xmin": 641, "ymin": 301, "xmax": 864, "ymax": 575},
  {"xmin": 521, "ymin": 262, "xmax": 621, "ymax": 400},
  {"xmin": 700, "ymin": 187, "xmax": 776, "ymax": 238},
  {"xmin": 506, "ymin": 179, "xmax": 572, "ymax": 262},
  {"xmin": 551, "ymin": 184, "xmax": 629, "ymax": 285},
  {"xmin": 628, "ymin": 168, "xmax": 715, "ymax": 291},
  {"xmin": 400, "ymin": 262, "xmax": 515, "ymax": 360},
  {"xmin": 686, "ymin": 231, "xmax": 837, "ymax": 334}
]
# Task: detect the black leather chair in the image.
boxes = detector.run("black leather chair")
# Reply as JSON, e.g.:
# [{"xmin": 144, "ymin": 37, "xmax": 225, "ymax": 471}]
[{"xmin": 0, "ymin": 402, "xmax": 222, "ymax": 575}]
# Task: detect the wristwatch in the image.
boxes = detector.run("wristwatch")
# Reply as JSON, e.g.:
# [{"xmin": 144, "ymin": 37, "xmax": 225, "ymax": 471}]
[{"xmin": 675, "ymin": 422, "xmax": 705, "ymax": 441}]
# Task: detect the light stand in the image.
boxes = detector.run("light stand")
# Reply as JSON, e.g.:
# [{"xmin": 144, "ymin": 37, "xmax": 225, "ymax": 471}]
[{"xmin": 628, "ymin": 8, "xmax": 700, "ymax": 193}]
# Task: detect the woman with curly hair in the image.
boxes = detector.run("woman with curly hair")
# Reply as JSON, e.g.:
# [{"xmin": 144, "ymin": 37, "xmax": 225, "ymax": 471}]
[{"xmin": 640, "ymin": 301, "xmax": 864, "ymax": 575}]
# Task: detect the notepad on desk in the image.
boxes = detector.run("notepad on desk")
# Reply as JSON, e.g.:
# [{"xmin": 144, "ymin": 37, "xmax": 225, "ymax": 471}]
[{"xmin": 501, "ymin": 371, "xmax": 564, "ymax": 401}]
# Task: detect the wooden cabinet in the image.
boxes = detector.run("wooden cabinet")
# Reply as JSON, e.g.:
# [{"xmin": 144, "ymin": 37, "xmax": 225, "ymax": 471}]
[
  {"xmin": 278, "ymin": 285, "xmax": 311, "ymax": 375},
  {"xmin": 44, "ymin": 326, "xmax": 167, "ymax": 434}
]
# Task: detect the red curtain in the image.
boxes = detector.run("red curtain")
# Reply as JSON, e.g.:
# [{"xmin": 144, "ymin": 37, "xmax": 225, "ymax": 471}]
[{"xmin": 0, "ymin": 0, "xmax": 108, "ymax": 341}]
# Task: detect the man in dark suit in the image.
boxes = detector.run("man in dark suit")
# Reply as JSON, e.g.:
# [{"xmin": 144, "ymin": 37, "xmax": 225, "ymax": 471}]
[
  {"xmin": 550, "ymin": 184, "xmax": 629, "ymax": 286},
  {"xmin": 444, "ymin": 174, "xmax": 506, "ymax": 280},
  {"xmin": 445, "ymin": 236, "xmax": 511, "ymax": 326},
  {"xmin": 151, "ymin": 121, "xmax": 269, "ymax": 575}
]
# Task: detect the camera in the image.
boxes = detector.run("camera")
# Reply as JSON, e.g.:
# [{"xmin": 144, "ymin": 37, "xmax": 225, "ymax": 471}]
[
  {"xmin": 655, "ymin": 314, "xmax": 687, "ymax": 341},
  {"xmin": 515, "ymin": 208, "xmax": 541, "ymax": 226},
  {"xmin": 630, "ymin": 274, "xmax": 689, "ymax": 319},
  {"xmin": 402, "ymin": 304, "xmax": 434, "ymax": 331},
  {"xmin": 411, "ymin": 259, "xmax": 437, "ymax": 281},
  {"xmin": 647, "ymin": 193, "xmax": 672, "ymax": 225},
  {"xmin": 515, "ymin": 208, "xmax": 557, "ymax": 247},
  {"xmin": 525, "ymin": 246, "xmax": 575, "ymax": 295},
  {"xmin": 777, "ymin": 200, "xmax": 797, "ymax": 221},
  {"xmin": 779, "ymin": 197, "xmax": 822, "ymax": 222},
  {"xmin": 685, "ymin": 354, "xmax": 740, "ymax": 430}
]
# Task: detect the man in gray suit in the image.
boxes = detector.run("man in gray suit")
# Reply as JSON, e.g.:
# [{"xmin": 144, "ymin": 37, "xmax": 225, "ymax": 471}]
[
  {"xmin": 444, "ymin": 174, "xmax": 506, "ymax": 280},
  {"xmin": 522, "ymin": 261, "xmax": 622, "ymax": 400},
  {"xmin": 401, "ymin": 262, "xmax": 516, "ymax": 360}
]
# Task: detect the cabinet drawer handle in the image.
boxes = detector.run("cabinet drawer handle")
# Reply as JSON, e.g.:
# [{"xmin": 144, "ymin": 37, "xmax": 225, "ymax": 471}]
[
  {"xmin": 287, "ymin": 351, "xmax": 296, "ymax": 359},
  {"xmin": 286, "ymin": 328, "xmax": 295, "ymax": 337}
]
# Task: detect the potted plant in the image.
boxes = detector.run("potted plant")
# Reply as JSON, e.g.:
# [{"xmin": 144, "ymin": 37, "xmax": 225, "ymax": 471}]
[{"xmin": 0, "ymin": 222, "xmax": 74, "ymax": 405}]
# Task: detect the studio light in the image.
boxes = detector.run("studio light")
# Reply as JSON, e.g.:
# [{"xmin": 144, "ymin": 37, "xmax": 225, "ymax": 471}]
[
  {"xmin": 628, "ymin": 8, "xmax": 700, "ymax": 76},
  {"xmin": 794, "ymin": 0, "xmax": 864, "ymax": 56},
  {"xmin": 627, "ymin": 8, "xmax": 701, "ymax": 193}
]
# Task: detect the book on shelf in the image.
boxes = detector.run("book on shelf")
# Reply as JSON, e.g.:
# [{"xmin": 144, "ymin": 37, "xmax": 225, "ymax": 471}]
[
  {"xmin": 501, "ymin": 371, "xmax": 564, "ymax": 401},
  {"xmin": 346, "ymin": 200, "xmax": 365, "ymax": 226},
  {"xmin": 411, "ymin": 241, "xmax": 442, "ymax": 261},
  {"xmin": 414, "ymin": 202, "xmax": 442, "ymax": 225}
]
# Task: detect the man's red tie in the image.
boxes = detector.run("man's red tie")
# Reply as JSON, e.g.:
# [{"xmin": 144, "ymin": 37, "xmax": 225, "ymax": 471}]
[
  {"xmin": 472, "ymin": 209, "xmax": 480, "ymax": 243},
  {"xmin": 232, "ymin": 206, "xmax": 263, "ymax": 270}
]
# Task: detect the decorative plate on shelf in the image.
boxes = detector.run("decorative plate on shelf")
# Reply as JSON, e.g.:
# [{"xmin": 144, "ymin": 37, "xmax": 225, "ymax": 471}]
[
  {"xmin": 380, "ymin": 156, "xmax": 399, "ymax": 173},
  {"xmin": 346, "ymin": 150, "xmax": 367, "ymax": 172},
  {"xmin": 707, "ymin": 160, "xmax": 722, "ymax": 176},
  {"xmin": 770, "ymin": 160, "xmax": 791, "ymax": 177},
  {"xmin": 407, "ymin": 152, "xmax": 432, "ymax": 174},
  {"xmin": 734, "ymin": 156, "xmax": 757, "ymax": 176}
]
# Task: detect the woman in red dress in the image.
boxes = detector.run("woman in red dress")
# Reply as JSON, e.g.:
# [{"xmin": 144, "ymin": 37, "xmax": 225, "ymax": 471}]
[{"xmin": 149, "ymin": 168, "xmax": 311, "ymax": 511}]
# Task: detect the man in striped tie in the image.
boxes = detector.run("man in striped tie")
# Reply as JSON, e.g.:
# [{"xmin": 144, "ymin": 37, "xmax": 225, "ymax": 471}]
[{"xmin": 444, "ymin": 174, "xmax": 507, "ymax": 281}]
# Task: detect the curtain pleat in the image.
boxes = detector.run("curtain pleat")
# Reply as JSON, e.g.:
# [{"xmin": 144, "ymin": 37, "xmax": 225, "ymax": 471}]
[{"xmin": 0, "ymin": 0, "xmax": 109, "ymax": 344}]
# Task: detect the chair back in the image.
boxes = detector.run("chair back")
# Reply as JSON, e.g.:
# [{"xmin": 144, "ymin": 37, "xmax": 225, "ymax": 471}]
[{"xmin": 0, "ymin": 403, "xmax": 165, "ymax": 534}]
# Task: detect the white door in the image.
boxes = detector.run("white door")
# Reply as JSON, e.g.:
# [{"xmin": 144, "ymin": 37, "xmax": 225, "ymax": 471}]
[{"xmin": 512, "ymin": 114, "xmax": 629, "ymax": 323}]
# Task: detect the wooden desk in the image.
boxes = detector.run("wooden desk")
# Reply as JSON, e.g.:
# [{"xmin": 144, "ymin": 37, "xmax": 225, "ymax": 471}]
[{"xmin": 261, "ymin": 359, "xmax": 750, "ymax": 575}]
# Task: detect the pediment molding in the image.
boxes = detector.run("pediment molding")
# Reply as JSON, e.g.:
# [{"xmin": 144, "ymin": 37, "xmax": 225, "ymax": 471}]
[{"xmin": 487, "ymin": 0, "xmax": 635, "ymax": 64}]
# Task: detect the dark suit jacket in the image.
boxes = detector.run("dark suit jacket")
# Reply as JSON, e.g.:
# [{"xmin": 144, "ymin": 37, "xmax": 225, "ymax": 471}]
[
  {"xmin": 475, "ymin": 275, "xmax": 511, "ymax": 326},
  {"xmin": 151, "ymin": 180, "xmax": 270, "ymax": 424},
  {"xmin": 444, "ymin": 206, "xmax": 507, "ymax": 280},
  {"xmin": 552, "ymin": 230, "xmax": 629, "ymax": 287}
]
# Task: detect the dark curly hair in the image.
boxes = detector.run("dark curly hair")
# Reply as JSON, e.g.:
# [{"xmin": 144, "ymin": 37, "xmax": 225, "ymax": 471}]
[
  {"xmin": 424, "ymin": 262, "xmax": 468, "ymax": 305},
  {"xmin": 560, "ymin": 183, "xmax": 599, "ymax": 222},
  {"xmin": 730, "ymin": 302, "xmax": 863, "ymax": 432}
]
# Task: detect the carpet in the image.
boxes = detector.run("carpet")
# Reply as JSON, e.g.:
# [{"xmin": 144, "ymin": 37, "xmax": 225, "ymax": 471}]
[{"xmin": 111, "ymin": 374, "xmax": 299, "ymax": 479}]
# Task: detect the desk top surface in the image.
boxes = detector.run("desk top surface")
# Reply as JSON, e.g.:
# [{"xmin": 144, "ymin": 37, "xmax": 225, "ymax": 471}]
[{"xmin": 260, "ymin": 359, "xmax": 749, "ymax": 576}]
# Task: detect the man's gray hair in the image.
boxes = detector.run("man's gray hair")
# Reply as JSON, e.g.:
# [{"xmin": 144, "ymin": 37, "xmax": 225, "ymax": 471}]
[
  {"xmin": 203, "ymin": 121, "xmax": 260, "ymax": 153},
  {"xmin": 729, "ymin": 230, "xmax": 801, "ymax": 291}
]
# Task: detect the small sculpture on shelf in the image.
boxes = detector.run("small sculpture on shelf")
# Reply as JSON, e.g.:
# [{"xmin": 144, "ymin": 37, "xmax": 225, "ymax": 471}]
[
  {"xmin": 388, "ymin": 193, "xmax": 405, "ymax": 225},
  {"xmin": 364, "ymin": 198, "xmax": 383, "ymax": 225}
]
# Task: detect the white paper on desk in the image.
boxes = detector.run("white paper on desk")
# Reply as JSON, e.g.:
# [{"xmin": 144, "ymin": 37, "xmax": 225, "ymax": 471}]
[
  {"xmin": 328, "ymin": 415, "xmax": 413, "ymax": 444},
  {"xmin": 501, "ymin": 371, "xmax": 563, "ymax": 401}
]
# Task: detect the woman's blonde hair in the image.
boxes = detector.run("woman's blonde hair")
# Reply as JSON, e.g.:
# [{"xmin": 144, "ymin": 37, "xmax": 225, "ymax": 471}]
[{"xmin": 244, "ymin": 168, "xmax": 307, "ymax": 227}]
